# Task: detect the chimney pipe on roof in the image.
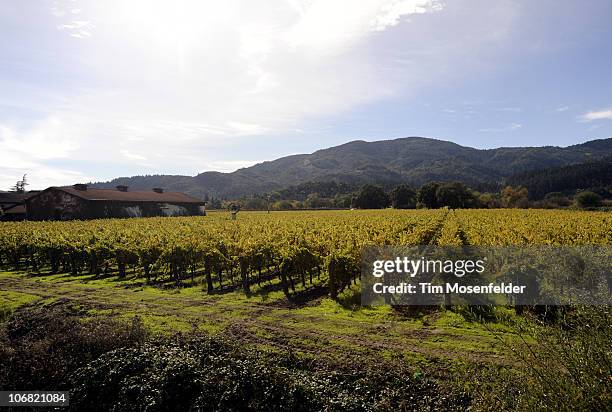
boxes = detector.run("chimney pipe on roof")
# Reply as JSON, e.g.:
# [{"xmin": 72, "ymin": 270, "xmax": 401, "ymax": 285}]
[
  {"xmin": 153, "ymin": 188, "xmax": 164, "ymax": 193},
  {"xmin": 73, "ymin": 184, "xmax": 88, "ymax": 191},
  {"xmin": 116, "ymin": 185, "xmax": 128, "ymax": 192}
]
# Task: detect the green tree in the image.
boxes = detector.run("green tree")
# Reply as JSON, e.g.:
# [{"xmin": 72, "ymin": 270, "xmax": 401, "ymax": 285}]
[
  {"xmin": 209, "ymin": 197, "xmax": 222, "ymax": 209},
  {"xmin": 305, "ymin": 193, "xmax": 331, "ymax": 209},
  {"xmin": 435, "ymin": 182, "xmax": 477, "ymax": 209},
  {"xmin": 274, "ymin": 200, "xmax": 294, "ymax": 210},
  {"xmin": 478, "ymin": 192, "xmax": 500, "ymax": 208},
  {"xmin": 417, "ymin": 182, "xmax": 441, "ymax": 208},
  {"xmin": 243, "ymin": 197, "xmax": 267, "ymax": 210},
  {"xmin": 332, "ymin": 194, "xmax": 352, "ymax": 208},
  {"xmin": 540, "ymin": 192, "xmax": 570, "ymax": 208},
  {"xmin": 11, "ymin": 174, "xmax": 28, "ymax": 193},
  {"xmin": 268, "ymin": 191, "xmax": 282, "ymax": 202},
  {"xmin": 575, "ymin": 191, "xmax": 601, "ymax": 209},
  {"xmin": 352, "ymin": 185, "xmax": 389, "ymax": 209},
  {"xmin": 389, "ymin": 184, "xmax": 416, "ymax": 209}
]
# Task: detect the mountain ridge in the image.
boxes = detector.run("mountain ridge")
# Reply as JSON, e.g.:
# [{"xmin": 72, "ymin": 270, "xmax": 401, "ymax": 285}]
[{"xmin": 92, "ymin": 136, "xmax": 612, "ymax": 199}]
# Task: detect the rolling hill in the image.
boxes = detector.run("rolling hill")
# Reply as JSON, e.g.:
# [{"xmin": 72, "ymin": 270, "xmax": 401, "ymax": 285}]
[{"xmin": 92, "ymin": 137, "xmax": 612, "ymax": 199}]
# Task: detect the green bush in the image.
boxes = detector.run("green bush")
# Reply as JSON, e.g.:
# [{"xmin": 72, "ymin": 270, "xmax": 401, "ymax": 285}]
[
  {"xmin": 69, "ymin": 336, "xmax": 470, "ymax": 411},
  {"xmin": 0, "ymin": 302, "xmax": 147, "ymax": 390},
  {"xmin": 575, "ymin": 191, "xmax": 602, "ymax": 209},
  {"xmin": 475, "ymin": 307, "xmax": 611, "ymax": 411},
  {"xmin": 353, "ymin": 185, "xmax": 389, "ymax": 209}
]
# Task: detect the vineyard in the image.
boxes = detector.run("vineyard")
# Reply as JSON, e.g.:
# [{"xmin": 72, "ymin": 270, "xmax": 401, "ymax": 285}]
[
  {"xmin": 0, "ymin": 209, "xmax": 610, "ymax": 301},
  {"xmin": 1, "ymin": 209, "xmax": 611, "ymax": 410}
]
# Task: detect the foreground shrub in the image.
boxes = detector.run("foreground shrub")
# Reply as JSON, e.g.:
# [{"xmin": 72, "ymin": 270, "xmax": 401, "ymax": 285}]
[
  {"xmin": 0, "ymin": 302, "xmax": 470, "ymax": 411},
  {"xmin": 69, "ymin": 336, "xmax": 470, "ymax": 411},
  {"xmin": 0, "ymin": 301, "xmax": 148, "ymax": 390},
  {"xmin": 474, "ymin": 307, "xmax": 611, "ymax": 411}
]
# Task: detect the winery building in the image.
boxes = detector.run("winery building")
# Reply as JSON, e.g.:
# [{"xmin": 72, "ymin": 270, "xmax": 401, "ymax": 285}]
[
  {"xmin": 25, "ymin": 184, "xmax": 206, "ymax": 221},
  {"xmin": 0, "ymin": 191, "xmax": 34, "ymax": 221}
]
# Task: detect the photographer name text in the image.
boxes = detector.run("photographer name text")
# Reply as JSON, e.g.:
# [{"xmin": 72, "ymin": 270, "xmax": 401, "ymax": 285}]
[{"xmin": 372, "ymin": 282, "xmax": 526, "ymax": 295}]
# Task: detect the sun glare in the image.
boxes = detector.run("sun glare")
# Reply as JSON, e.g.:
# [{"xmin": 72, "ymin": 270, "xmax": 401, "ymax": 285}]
[{"xmin": 114, "ymin": 0, "xmax": 223, "ymax": 49}]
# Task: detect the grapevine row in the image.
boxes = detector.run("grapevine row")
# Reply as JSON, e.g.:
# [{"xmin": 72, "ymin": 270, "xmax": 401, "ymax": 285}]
[{"xmin": 1, "ymin": 209, "xmax": 608, "ymax": 300}]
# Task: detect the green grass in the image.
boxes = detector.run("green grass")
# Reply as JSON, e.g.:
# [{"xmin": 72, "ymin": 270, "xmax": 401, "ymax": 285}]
[
  {"xmin": 0, "ymin": 290, "xmax": 40, "ymax": 312},
  {"xmin": 0, "ymin": 269, "xmax": 523, "ymax": 368}
]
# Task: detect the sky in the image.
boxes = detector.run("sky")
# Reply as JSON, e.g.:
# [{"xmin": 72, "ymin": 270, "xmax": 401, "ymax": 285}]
[{"xmin": 1, "ymin": 0, "xmax": 612, "ymax": 190}]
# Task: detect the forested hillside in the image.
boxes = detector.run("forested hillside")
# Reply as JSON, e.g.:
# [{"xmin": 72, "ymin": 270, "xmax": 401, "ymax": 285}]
[
  {"xmin": 92, "ymin": 137, "xmax": 612, "ymax": 199},
  {"xmin": 505, "ymin": 157, "xmax": 612, "ymax": 199}
]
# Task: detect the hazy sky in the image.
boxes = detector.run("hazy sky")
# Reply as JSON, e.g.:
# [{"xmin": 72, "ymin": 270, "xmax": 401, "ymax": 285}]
[{"xmin": 1, "ymin": 0, "xmax": 612, "ymax": 189}]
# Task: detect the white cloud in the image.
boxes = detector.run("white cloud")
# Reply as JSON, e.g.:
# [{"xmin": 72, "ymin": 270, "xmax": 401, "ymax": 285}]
[
  {"xmin": 206, "ymin": 160, "xmax": 263, "ymax": 172},
  {"xmin": 372, "ymin": 0, "xmax": 442, "ymax": 31},
  {"xmin": 284, "ymin": 0, "xmax": 441, "ymax": 49},
  {"xmin": 226, "ymin": 122, "xmax": 269, "ymax": 135},
  {"xmin": 0, "ymin": 118, "xmax": 77, "ymax": 160},
  {"xmin": 555, "ymin": 106, "xmax": 569, "ymax": 112},
  {"xmin": 0, "ymin": 0, "xmax": 522, "ymax": 186},
  {"xmin": 57, "ymin": 20, "xmax": 94, "ymax": 32},
  {"xmin": 580, "ymin": 107, "xmax": 612, "ymax": 121},
  {"xmin": 0, "ymin": 121, "xmax": 92, "ymax": 189},
  {"xmin": 120, "ymin": 150, "xmax": 147, "ymax": 161}
]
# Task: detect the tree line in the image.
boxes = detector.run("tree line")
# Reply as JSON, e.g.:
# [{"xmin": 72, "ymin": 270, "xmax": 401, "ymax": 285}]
[{"xmin": 223, "ymin": 180, "xmax": 609, "ymax": 211}]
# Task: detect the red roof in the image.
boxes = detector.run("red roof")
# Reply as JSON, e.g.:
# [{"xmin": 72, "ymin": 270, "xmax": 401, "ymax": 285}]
[{"xmin": 33, "ymin": 186, "xmax": 205, "ymax": 204}]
